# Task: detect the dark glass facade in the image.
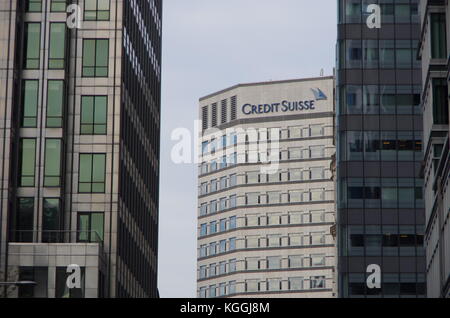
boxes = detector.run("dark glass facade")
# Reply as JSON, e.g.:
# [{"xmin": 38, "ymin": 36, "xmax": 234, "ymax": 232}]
[
  {"xmin": 117, "ymin": 0, "xmax": 162, "ymax": 298},
  {"xmin": 336, "ymin": 0, "xmax": 426, "ymax": 297}
]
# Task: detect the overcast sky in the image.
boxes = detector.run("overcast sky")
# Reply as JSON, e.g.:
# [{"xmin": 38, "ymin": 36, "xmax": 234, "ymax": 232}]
[{"xmin": 158, "ymin": 0, "xmax": 337, "ymax": 298}]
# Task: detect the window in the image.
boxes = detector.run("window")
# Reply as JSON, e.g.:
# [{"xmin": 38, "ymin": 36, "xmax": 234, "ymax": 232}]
[
  {"xmin": 210, "ymin": 221, "xmax": 217, "ymax": 234},
  {"xmin": 289, "ymin": 255, "xmax": 303, "ymax": 268},
  {"xmin": 312, "ymin": 232, "xmax": 325, "ymax": 245},
  {"xmin": 229, "ymin": 237, "xmax": 236, "ymax": 250},
  {"xmin": 18, "ymin": 267, "xmax": 48, "ymax": 298},
  {"xmin": 210, "ymin": 200, "xmax": 217, "ymax": 214},
  {"xmin": 220, "ymin": 176, "xmax": 227, "ymax": 189},
  {"xmin": 229, "ymin": 216, "xmax": 237, "ymax": 229},
  {"xmin": 219, "ymin": 283, "xmax": 227, "ymax": 296},
  {"xmin": 246, "ymin": 193, "xmax": 259, "ymax": 205},
  {"xmin": 27, "ymin": 0, "xmax": 42, "ymax": 12},
  {"xmin": 200, "ymin": 224, "xmax": 207, "ymax": 237},
  {"xmin": 77, "ymin": 212, "xmax": 104, "ymax": 242},
  {"xmin": 229, "ymin": 259, "xmax": 237, "ymax": 272},
  {"xmin": 246, "ymin": 280, "xmax": 260, "ymax": 292},
  {"xmin": 310, "ymin": 146, "xmax": 324, "ymax": 158},
  {"xmin": 78, "ymin": 154, "xmax": 106, "ymax": 193},
  {"xmin": 44, "ymin": 139, "xmax": 62, "ymax": 187},
  {"xmin": 310, "ymin": 125, "xmax": 323, "ymax": 136},
  {"xmin": 228, "ymin": 281, "xmax": 236, "ymax": 294},
  {"xmin": 229, "ymin": 195, "xmax": 237, "ymax": 208},
  {"xmin": 209, "ymin": 242, "xmax": 217, "ymax": 256},
  {"xmin": 267, "ymin": 256, "xmax": 281, "ymax": 269},
  {"xmin": 432, "ymin": 79, "xmax": 449, "ymax": 125},
  {"xmin": 81, "ymin": 96, "xmax": 107, "ymax": 134},
  {"xmin": 267, "ymin": 213, "xmax": 281, "ymax": 225},
  {"xmin": 209, "ymin": 264, "xmax": 217, "ymax": 277},
  {"xmin": 246, "ymin": 236, "xmax": 259, "ymax": 248},
  {"xmin": 82, "ymin": 39, "xmax": 109, "ymax": 77},
  {"xmin": 289, "ymin": 148, "xmax": 302, "ymax": 160},
  {"xmin": 246, "ymin": 171, "xmax": 259, "ymax": 184},
  {"xmin": 229, "ymin": 174, "xmax": 237, "ymax": 187},
  {"xmin": 21, "ymin": 80, "xmax": 39, "ymax": 127},
  {"xmin": 199, "ymin": 245, "xmax": 207, "ymax": 258},
  {"xmin": 289, "ymin": 277, "xmax": 303, "ymax": 291},
  {"xmin": 311, "ymin": 167, "xmax": 324, "ymax": 179},
  {"xmin": 268, "ymin": 191, "xmax": 281, "ymax": 204},
  {"xmin": 267, "ymin": 278, "xmax": 281, "ymax": 291},
  {"xmin": 219, "ymin": 240, "xmax": 226, "ymax": 253},
  {"xmin": 56, "ymin": 267, "xmax": 85, "ymax": 298},
  {"xmin": 49, "ymin": 23, "xmax": 66, "ymax": 68},
  {"xmin": 15, "ymin": 198, "xmax": 34, "ymax": 242},
  {"xmin": 51, "ymin": 0, "xmax": 67, "ymax": 12},
  {"xmin": 311, "ymin": 254, "xmax": 326, "ymax": 266},
  {"xmin": 311, "ymin": 276, "xmax": 326, "ymax": 289},
  {"xmin": 24, "ymin": 23, "xmax": 41, "ymax": 69},
  {"xmin": 246, "ymin": 257, "xmax": 259, "ymax": 270},
  {"xmin": 199, "ymin": 266, "xmax": 207, "ymax": 279},
  {"xmin": 210, "ymin": 179, "xmax": 217, "ymax": 192},
  {"xmin": 246, "ymin": 215, "xmax": 259, "ymax": 227},
  {"xmin": 289, "ymin": 169, "xmax": 302, "ymax": 181},
  {"xmin": 85, "ymin": 0, "xmax": 110, "ymax": 21},
  {"xmin": 267, "ymin": 234, "xmax": 281, "ymax": 247},
  {"xmin": 430, "ymin": 13, "xmax": 447, "ymax": 59},
  {"xmin": 42, "ymin": 199, "xmax": 61, "ymax": 243},
  {"xmin": 19, "ymin": 139, "xmax": 36, "ymax": 187},
  {"xmin": 47, "ymin": 80, "xmax": 64, "ymax": 127},
  {"xmin": 199, "ymin": 287, "xmax": 207, "ymax": 298},
  {"xmin": 219, "ymin": 261, "xmax": 226, "ymax": 275}
]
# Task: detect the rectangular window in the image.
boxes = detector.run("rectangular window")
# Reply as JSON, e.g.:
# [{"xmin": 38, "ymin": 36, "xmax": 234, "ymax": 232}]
[
  {"xmin": 56, "ymin": 267, "xmax": 85, "ymax": 298},
  {"xmin": 15, "ymin": 198, "xmax": 34, "ymax": 242},
  {"xmin": 51, "ymin": 0, "xmax": 67, "ymax": 12},
  {"xmin": 81, "ymin": 96, "xmax": 107, "ymax": 134},
  {"xmin": 47, "ymin": 80, "xmax": 64, "ymax": 127},
  {"xmin": 24, "ymin": 23, "xmax": 41, "ymax": 69},
  {"xmin": 432, "ymin": 79, "xmax": 449, "ymax": 125},
  {"xmin": 21, "ymin": 80, "xmax": 39, "ymax": 127},
  {"xmin": 289, "ymin": 277, "xmax": 304, "ymax": 291},
  {"xmin": 19, "ymin": 139, "xmax": 36, "ymax": 187},
  {"xmin": 78, "ymin": 153, "xmax": 106, "ymax": 193},
  {"xmin": 27, "ymin": 0, "xmax": 42, "ymax": 12},
  {"xmin": 267, "ymin": 278, "xmax": 281, "ymax": 291},
  {"xmin": 289, "ymin": 255, "xmax": 303, "ymax": 268},
  {"xmin": 85, "ymin": 0, "xmax": 111, "ymax": 21},
  {"xmin": 311, "ymin": 276, "xmax": 326, "ymax": 289},
  {"xmin": 18, "ymin": 267, "xmax": 48, "ymax": 298},
  {"xmin": 77, "ymin": 212, "xmax": 104, "ymax": 242},
  {"xmin": 44, "ymin": 139, "xmax": 62, "ymax": 187},
  {"xmin": 430, "ymin": 13, "xmax": 447, "ymax": 59},
  {"xmin": 42, "ymin": 198, "xmax": 62, "ymax": 243},
  {"xmin": 267, "ymin": 256, "xmax": 281, "ymax": 269},
  {"xmin": 82, "ymin": 39, "xmax": 109, "ymax": 77},
  {"xmin": 49, "ymin": 23, "xmax": 66, "ymax": 68}
]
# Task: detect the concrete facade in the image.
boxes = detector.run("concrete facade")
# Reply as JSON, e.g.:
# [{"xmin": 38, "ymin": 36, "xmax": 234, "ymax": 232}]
[{"xmin": 197, "ymin": 77, "xmax": 337, "ymax": 298}]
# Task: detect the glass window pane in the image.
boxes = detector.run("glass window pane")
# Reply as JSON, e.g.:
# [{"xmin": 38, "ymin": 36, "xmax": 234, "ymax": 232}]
[
  {"xmin": 22, "ymin": 80, "xmax": 39, "ymax": 127},
  {"xmin": 20, "ymin": 139, "xmax": 36, "ymax": 187},
  {"xmin": 44, "ymin": 139, "xmax": 62, "ymax": 187},
  {"xmin": 49, "ymin": 23, "xmax": 66, "ymax": 69},
  {"xmin": 25, "ymin": 23, "xmax": 41, "ymax": 69},
  {"xmin": 47, "ymin": 80, "xmax": 64, "ymax": 127}
]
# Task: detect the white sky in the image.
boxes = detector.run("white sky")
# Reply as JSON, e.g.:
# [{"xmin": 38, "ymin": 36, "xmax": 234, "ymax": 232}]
[{"xmin": 158, "ymin": 0, "xmax": 337, "ymax": 298}]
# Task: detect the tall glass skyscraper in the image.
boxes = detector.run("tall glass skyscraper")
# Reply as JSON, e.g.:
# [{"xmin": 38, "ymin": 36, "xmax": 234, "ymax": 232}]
[
  {"xmin": 0, "ymin": 0, "xmax": 161, "ymax": 298},
  {"xmin": 336, "ymin": 0, "xmax": 426, "ymax": 297}
]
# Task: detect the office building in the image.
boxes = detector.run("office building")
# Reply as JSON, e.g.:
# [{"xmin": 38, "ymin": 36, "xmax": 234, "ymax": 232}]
[
  {"xmin": 0, "ymin": 0, "xmax": 161, "ymax": 298},
  {"xmin": 418, "ymin": 0, "xmax": 450, "ymax": 298},
  {"xmin": 197, "ymin": 77, "xmax": 337, "ymax": 298},
  {"xmin": 336, "ymin": 0, "xmax": 426, "ymax": 297}
]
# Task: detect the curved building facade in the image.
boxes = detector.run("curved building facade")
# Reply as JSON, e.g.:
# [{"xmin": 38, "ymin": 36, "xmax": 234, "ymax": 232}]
[{"xmin": 197, "ymin": 77, "xmax": 337, "ymax": 298}]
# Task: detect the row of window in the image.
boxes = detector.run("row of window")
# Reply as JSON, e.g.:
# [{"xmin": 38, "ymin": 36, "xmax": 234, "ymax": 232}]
[
  {"xmin": 19, "ymin": 139, "xmax": 106, "ymax": 192},
  {"xmin": 199, "ymin": 168, "xmax": 328, "ymax": 196},
  {"xmin": 24, "ymin": 23, "xmax": 109, "ymax": 77},
  {"xmin": 341, "ymin": 131, "xmax": 422, "ymax": 162},
  {"xmin": 26, "ymin": 0, "xmax": 110, "ymax": 21},
  {"xmin": 200, "ymin": 216, "xmax": 237, "ymax": 237},
  {"xmin": 340, "ymin": 1, "xmax": 419, "ymax": 24},
  {"xmin": 199, "ymin": 254, "xmax": 328, "ymax": 280},
  {"xmin": 199, "ymin": 276, "xmax": 327, "ymax": 298},
  {"xmin": 199, "ymin": 146, "xmax": 328, "ymax": 175},
  {"xmin": 199, "ymin": 233, "xmax": 328, "ymax": 258},
  {"xmin": 199, "ymin": 189, "xmax": 329, "ymax": 216},
  {"xmin": 340, "ymin": 178, "xmax": 423, "ymax": 209},
  {"xmin": 15, "ymin": 197, "xmax": 104, "ymax": 243},
  {"xmin": 199, "ymin": 210, "xmax": 329, "ymax": 233},
  {"xmin": 201, "ymin": 96, "xmax": 237, "ymax": 131},
  {"xmin": 338, "ymin": 85, "xmax": 421, "ymax": 115},
  {"xmin": 201, "ymin": 125, "xmax": 327, "ymax": 155},
  {"xmin": 22, "ymin": 80, "xmax": 107, "ymax": 133},
  {"xmin": 339, "ymin": 39, "xmax": 420, "ymax": 69}
]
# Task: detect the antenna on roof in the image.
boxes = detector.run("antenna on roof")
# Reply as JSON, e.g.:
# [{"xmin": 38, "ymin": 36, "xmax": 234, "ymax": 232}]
[{"xmin": 320, "ymin": 69, "xmax": 324, "ymax": 77}]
